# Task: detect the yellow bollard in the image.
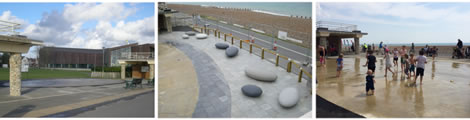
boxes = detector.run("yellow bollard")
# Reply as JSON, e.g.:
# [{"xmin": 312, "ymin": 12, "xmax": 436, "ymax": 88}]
[
  {"xmin": 214, "ymin": 30, "xmax": 217, "ymax": 37},
  {"xmin": 261, "ymin": 48, "xmax": 265, "ymax": 59},
  {"xmin": 276, "ymin": 54, "xmax": 280, "ymax": 66},
  {"xmin": 218, "ymin": 32, "xmax": 220, "ymax": 38},
  {"xmin": 298, "ymin": 68, "xmax": 303, "ymax": 83},
  {"xmin": 250, "ymin": 44, "xmax": 253, "ymax": 53},
  {"xmin": 287, "ymin": 60, "xmax": 292, "ymax": 72},
  {"xmin": 231, "ymin": 37, "xmax": 234, "ymax": 45}
]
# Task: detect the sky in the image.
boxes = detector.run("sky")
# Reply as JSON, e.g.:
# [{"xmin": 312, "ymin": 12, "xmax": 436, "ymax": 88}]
[
  {"xmin": 316, "ymin": 2, "xmax": 470, "ymax": 45},
  {"xmin": 0, "ymin": 3, "xmax": 154, "ymax": 58}
]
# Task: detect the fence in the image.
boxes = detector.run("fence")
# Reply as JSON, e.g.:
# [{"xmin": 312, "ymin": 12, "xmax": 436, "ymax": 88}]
[
  {"xmin": 91, "ymin": 72, "xmax": 121, "ymax": 79},
  {"xmin": 316, "ymin": 21, "xmax": 357, "ymax": 32},
  {"xmin": 193, "ymin": 25, "xmax": 312, "ymax": 83}
]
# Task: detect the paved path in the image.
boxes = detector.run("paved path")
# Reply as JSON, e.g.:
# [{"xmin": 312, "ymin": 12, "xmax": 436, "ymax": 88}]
[
  {"xmin": 72, "ymin": 91, "xmax": 154, "ymax": 117},
  {"xmin": 159, "ymin": 31, "xmax": 311, "ymax": 118},
  {"xmin": 164, "ymin": 40, "xmax": 232, "ymax": 118},
  {"xmin": 317, "ymin": 56, "xmax": 470, "ymax": 118},
  {"xmin": 0, "ymin": 83, "xmax": 154, "ymax": 117},
  {"xmin": 158, "ymin": 44, "xmax": 199, "ymax": 117}
]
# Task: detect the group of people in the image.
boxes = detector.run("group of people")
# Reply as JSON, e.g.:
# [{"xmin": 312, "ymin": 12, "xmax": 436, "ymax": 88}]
[
  {"xmin": 333, "ymin": 45, "xmax": 428, "ymax": 96},
  {"xmin": 363, "ymin": 46, "xmax": 428, "ymax": 95}
]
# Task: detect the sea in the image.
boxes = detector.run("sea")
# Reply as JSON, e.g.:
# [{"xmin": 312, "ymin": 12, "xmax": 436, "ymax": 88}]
[{"xmin": 170, "ymin": 2, "xmax": 312, "ymax": 18}]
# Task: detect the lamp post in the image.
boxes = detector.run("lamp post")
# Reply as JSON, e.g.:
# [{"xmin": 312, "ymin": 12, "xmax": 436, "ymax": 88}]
[{"xmin": 102, "ymin": 47, "xmax": 105, "ymax": 78}]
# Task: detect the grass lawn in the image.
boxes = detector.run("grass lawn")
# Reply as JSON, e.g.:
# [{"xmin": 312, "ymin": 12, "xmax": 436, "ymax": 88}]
[{"xmin": 0, "ymin": 68, "xmax": 91, "ymax": 81}]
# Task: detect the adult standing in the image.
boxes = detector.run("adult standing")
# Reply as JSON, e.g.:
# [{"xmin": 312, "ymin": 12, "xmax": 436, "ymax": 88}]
[
  {"xmin": 399, "ymin": 45, "xmax": 407, "ymax": 74},
  {"xmin": 457, "ymin": 39, "xmax": 463, "ymax": 49},
  {"xmin": 319, "ymin": 45, "xmax": 326, "ymax": 66},
  {"xmin": 379, "ymin": 41, "xmax": 383, "ymax": 55},
  {"xmin": 410, "ymin": 42, "xmax": 415, "ymax": 54}
]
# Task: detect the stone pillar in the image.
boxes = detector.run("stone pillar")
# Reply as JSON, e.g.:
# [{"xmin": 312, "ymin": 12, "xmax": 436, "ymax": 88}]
[
  {"xmin": 319, "ymin": 37, "xmax": 327, "ymax": 48},
  {"xmin": 149, "ymin": 64, "xmax": 155, "ymax": 79},
  {"xmin": 121, "ymin": 64, "xmax": 126, "ymax": 80},
  {"xmin": 354, "ymin": 37, "xmax": 360, "ymax": 54},
  {"xmin": 9, "ymin": 53, "xmax": 21, "ymax": 96}
]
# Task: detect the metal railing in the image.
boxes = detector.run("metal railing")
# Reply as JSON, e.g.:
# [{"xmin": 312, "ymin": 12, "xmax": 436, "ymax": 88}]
[
  {"xmin": 121, "ymin": 52, "xmax": 154, "ymax": 60},
  {"xmin": 193, "ymin": 25, "xmax": 312, "ymax": 83},
  {"xmin": 0, "ymin": 20, "xmax": 21, "ymax": 35},
  {"xmin": 316, "ymin": 21, "xmax": 357, "ymax": 32}
]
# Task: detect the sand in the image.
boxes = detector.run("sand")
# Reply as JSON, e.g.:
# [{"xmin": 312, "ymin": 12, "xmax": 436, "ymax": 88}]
[{"xmin": 167, "ymin": 4, "xmax": 312, "ymax": 48}]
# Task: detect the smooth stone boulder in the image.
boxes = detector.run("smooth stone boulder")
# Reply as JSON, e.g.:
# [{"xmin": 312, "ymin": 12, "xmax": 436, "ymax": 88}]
[
  {"xmin": 241, "ymin": 84, "xmax": 262, "ymax": 97},
  {"xmin": 185, "ymin": 31, "xmax": 196, "ymax": 36},
  {"xmin": 196, "ymin": 33, "xmax": 207, "ymax": 39},
  {"xmin": 182, "ymin": 34, "xmax": 189, "ymax": 39},
  {"xmin": 225, "ymin": 46, "xmax": 238, "ymax": 57},
  {"xmin": 278, "ymin": 87, "xmax": 299, "ymax": 108},
  {"xmin": 245, "ymin": 67, "xmax": 277, "ymax": 82},
  {"xmin": 215, "ymin": 43, "xmax": 229, "ymax": 49}
]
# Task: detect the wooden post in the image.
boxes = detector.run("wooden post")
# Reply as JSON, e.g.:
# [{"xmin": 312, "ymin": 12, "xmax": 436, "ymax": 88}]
[
  {"xmin": 224, "ymin": 34, "xmax": 227, "ymax": 41},
  {"xmin": 231, "ymin": 37, "xmax": 234, "ymax": 45},
  {"xmin": 261, "ymin": 48, "xmax": 265, "ymax": 59},
  {"xmin": 298, "ymin": 68, "xmax": 303, "ymax": 83},
  {"xmin": 276, "ymin": 54, "xmax": 280, "ymax": 66},
  {"xmin": 250, "ymin": 44, "xmax": 253, "ymax": 53},
  {"xmin": 218, "ymin": 32, "xmax": 220, "ymax": 38},
  {"xmin": 240, "ymin": 40, "xmax": 242, "ymax": 49},
  {"xmin": 214, "ymin": 30, "xmax": 217, "ymax": 37},
  {"xmin": 287, "ymin": 60, "xmax": 292, "ymax": 72}
]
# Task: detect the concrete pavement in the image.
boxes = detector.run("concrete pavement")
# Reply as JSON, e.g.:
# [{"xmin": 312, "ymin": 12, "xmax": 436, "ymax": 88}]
[{"xmin": 317, "ymin": 56, "xmax": 470, "ymax": 118}]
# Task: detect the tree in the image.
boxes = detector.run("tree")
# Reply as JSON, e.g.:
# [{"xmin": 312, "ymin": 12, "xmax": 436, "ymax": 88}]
[{"xmin": 1, "ymin": 52, "xmax": 10, "ymax": 67}]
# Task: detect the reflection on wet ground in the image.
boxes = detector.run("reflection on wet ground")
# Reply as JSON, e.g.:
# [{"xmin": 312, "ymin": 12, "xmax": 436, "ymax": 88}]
[{"xmin": 317, "ymin": 56, "xmax": 470, "ymax": 118}]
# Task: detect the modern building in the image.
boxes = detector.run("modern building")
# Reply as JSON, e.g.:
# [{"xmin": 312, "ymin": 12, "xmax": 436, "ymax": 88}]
[
  {"xmin": 38, "ymin": 43, "xmax": 155, "ymax": 79},
  {"xmin": 38, "ymin": 43, "xmax": 154, "ymax": 68}
]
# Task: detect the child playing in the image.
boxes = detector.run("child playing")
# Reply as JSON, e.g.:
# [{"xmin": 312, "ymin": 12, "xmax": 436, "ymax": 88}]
[
  {"xmin": 400, "ymin": 46, "xmax": 408, "ymax": 74},
  {"xmin": 364, "ymin": 50, "xmax": 377, "ymax": 73},
  {"xmin": 415, "ymin": 50, "xmax": 428, "ymax": 85},
  {"xmin": 336, "ymin": 54, "xmax": 344, "ymax": 77},
  {"xmin": 409, "ymin": 53, "xmax": 416, "ymax": 77},
  {"xmin": 366, "ymin": 70, "xmax": 376, "ymax": 95},
  {"xmin": 404, "ymin": 54, "xmax": 411, "ymax": 79},
  {"xmin": 384, "ymin": 49, "xmax": 395, "ymax": 77},
  {"xmin": 393, "ymin": 48, "xmax": 399, "ymax": 67}
]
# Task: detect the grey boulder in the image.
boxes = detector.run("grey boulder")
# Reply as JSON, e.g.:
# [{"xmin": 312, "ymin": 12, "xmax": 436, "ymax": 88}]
[
  {"xmin": 196, "ymin": 33, "xmax": 207, "ymax": 39},
  {"xmin": 245, "ymin": 67, "xmax": 277, "ymax": 82},
  {"xmin": 278, "ymin": 87, "xmax": 299, "ymax": 108},
  {"xmin": 185, "ymin": 31, "xmax": 196, "ymax": 36},
  {"xmin": 225, "ymin": 46, "xmax": 238, "ymax": 57},
  {"xmin": 241, "ymin": 84, "xmax": 262, "ymax": 97},
  {"xmin": 182, "ymin": 34, "xmax": 189, "ymax": 39},
  {"xmin": 215, "ymin": 43, "xmax": 229, "ymax": 49}
]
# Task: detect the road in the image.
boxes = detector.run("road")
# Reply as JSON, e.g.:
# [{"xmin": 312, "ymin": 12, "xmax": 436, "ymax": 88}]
[
  {"xmin": 194, "ymin": 17, "xmax": 312, "ymax": 68},
  {"xmin": 73, "ymin": 91, "xmax": 154, "ymax": 117}
]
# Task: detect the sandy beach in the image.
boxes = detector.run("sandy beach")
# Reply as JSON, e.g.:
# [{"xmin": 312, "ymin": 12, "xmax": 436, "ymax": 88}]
[{"xmin": 167, "ymin": 4, "xmax": 312, "ymax": 48}]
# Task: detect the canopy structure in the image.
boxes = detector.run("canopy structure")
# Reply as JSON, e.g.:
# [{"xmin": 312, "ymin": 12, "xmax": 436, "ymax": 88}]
[{"xmin": 0, "ymin": 20, "xmax": 43, "ymax": 96}]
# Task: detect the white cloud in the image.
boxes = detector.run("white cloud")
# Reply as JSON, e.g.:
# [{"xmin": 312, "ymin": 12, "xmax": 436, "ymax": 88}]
[
  {"xmin": 19, "ymin": 3, "xmax": 154, "ymax": 50},
  {"xmin": 0, "ymin": 11, "xmax": 28, "ymax": 29}
]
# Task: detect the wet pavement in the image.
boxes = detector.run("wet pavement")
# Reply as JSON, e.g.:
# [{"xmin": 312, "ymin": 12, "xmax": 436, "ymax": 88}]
[{"xmin": 317, "ymin": 56, "xmax": 470, "ymax": 118}]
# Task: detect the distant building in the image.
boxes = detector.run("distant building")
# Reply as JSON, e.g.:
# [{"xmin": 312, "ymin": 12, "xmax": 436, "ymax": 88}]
[{"xmin": 38, "ymin": 43, "xmax": 154, "ymax": 68}]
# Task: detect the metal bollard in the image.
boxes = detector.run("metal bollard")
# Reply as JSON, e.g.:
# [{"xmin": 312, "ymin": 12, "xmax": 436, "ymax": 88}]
[
  {"xmin": 231, "ymin": 37, "xmax": 234, "ymax": 45},
  {"xmin": 240, "ymin": 40, "xmax": 242, "ymax": 49},
  {"xmin": 250, "ymin": 44, "xmax": 253, "ymax": 53},
  {"xmin": 261, "ymin": 48, "xmax": 265, "ymax": 59},
  {"xmin": 276, "ymin": 54, "xmax": 280, "ymax": 66},
  {"xmin": 287, "ymin": 59, "xmax": 292, "ymax": 72},
  {"xmin": 298, "ymin": 68, "xmax": 303, "ymax": 83}
]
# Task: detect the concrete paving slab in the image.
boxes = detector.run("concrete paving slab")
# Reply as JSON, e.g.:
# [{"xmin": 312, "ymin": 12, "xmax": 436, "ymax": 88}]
[{"xmin": 159, "ymin": 31, "xmax": 311, "ymax": 118}]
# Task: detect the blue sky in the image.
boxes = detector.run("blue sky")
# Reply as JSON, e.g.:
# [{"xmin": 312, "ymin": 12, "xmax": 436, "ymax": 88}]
[
  {"xmin": 0, "ymin": 3, "xmax": 155, "ymax": 58},
  {"xmin": 317, "ymin": 2, "xmax": 470, "ymax": 45}
]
